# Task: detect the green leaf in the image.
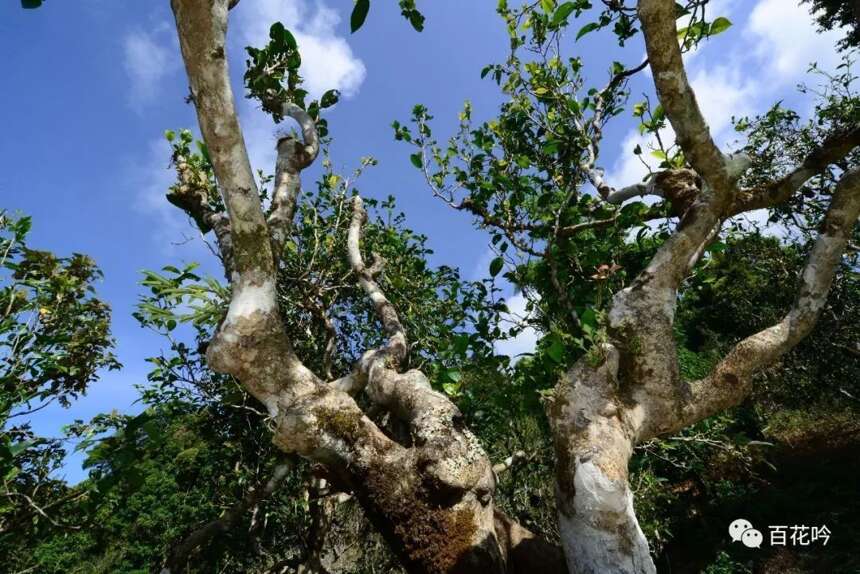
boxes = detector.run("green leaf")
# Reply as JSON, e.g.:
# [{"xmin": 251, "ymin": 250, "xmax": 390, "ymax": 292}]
[
  {"xmin": 546, "ymin": 336, "xmax": 565, "ymax": 363},
  {"xmin": 269, "ymin": 22, "xmax": 296, "ymax": 50},
  {"xmin": 620, "ymin": 201, "xmax": 648, "ymax": 219},
  {"xmin": 442, "ymin": 369, "xmax": 462, "ymax": 396},
  {"xmin": 409, "ymin": 153, "xmax": 423, "ymax": 169},
  {"xmin": 489, "ymin": 257, "xmax": 504, "ymax": 277},
  {"xmin": 552, "ymin": 2, "xmax": 577, "ymax": 26},
  {"xmin": 141, "ymin": 420, "xmax": 163, "ymax": 442},
  {"xmin": 543, "ymin": 139, "xmax": 560, "ymax": 155},
  {"xmin": 452, "ymin": 334, "xmax": 470, "ymax": 355},
  {"xmin": 442, "ymin": 382, "xmax": 461, "ymax": 396},
  {"xmin": 320, "ymin": 89, "xmax": 340, "ymax": 108},
  {"xmin": 709, "ymin": 16, "xmax": 732, "ymax": 36},
  {"xmin": 576, "ymin": 22, "xmax": 600, "ymax": 41},
  {"xmin": 351, "ymin": 0, "xmax": 370, "ymax": 33},
  {"xmin": 9, "ymin": 440, "xmax": 34, "ymax": 457},
  {"xmin": 4, "ymin": 466, "xmax": 20, "ymax": 482},
  {"xmin": 540, "ymin": 0, "xmax": 556, "ymax": 14},
  {"xmin": 581, "ymin": 307, "xmax": 598, "ymax": 331},
  {"xmin": 96, "ymin": 474, "xmax": 118, "ymax": 495},
  {"xmin": 196, "ymin": 141, "xmax": 211, "ymax": 165}
]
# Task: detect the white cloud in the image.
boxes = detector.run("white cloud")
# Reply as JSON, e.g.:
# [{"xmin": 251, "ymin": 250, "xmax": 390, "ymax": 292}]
[
  {"xmin": 688, "ymin": 66, "xmax": 755, "ymax": 144},
  {"xmin": 605, "ymin": 129, "xmax": 658, "ymax": 194},
  {"xmin": 232, "ymin": 0, "xmax": 366, "ymax": 100},
  {"xmin": 123, "ymin": 0, "xmax": 365, "ymax": 114},
  {"xmin": 122, "ymin": 25, "xmax": 179, "ymax": 110},
  {"xmin": 132, "ymin": 1, "xmax": 367, "ymax": 244},
  {"xmin": 470, "ymin": 246, "xmax": 498, "ymax": 281},
  {"xmin": 748, "ymin": 0, "xmax": 843, "ymax": 80},
  {"xmin": 607, "ymin": 66, "xmax": 752, "ymax": 189},
  {"xmin": 467, "ymin": 248, "xmax": 540, "ymax": 361}
]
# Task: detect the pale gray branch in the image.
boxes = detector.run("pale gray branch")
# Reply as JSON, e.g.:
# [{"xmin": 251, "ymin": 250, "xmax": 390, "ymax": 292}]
[
  {"xmin": 492, "ymin": 450, "xmax": 528, "ymax": 475},
  {"xmin": 171, "ymin": 0, "xmax": 273, "ymax": 279},
  {"xmin": 677, "ymin": 166, "xmax": 860, "ymax": 431},
  {"xmin": 731, "ymin": 125, "xmax": 860, "ymax": 215},
  {"xmin": 284, "ymin": 103, "xmax": 320, "ymax": 166},
  {"xmin": 585, "ymin": 166, "xmax": 657, "ymax": 205},
  {"xmin": 638, "ymin": 0, "xmax": 736, "ymax": 198},
  {"xmin": 267, "ymin": 104, "xmax": 320, "ymax": 258},
  {"xmin": 347, "ymin": 196, "xmax": 408, "ymax": 368},
  {"xmin": 171, "ymin": 0, "xmax": 319, "ymax": 409}
]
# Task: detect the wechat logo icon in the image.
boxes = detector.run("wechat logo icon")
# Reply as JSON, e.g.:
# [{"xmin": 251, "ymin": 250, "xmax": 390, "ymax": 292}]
[{"xmin": 729, "ymin": 518, "xmax": 763, "ymax": 549}]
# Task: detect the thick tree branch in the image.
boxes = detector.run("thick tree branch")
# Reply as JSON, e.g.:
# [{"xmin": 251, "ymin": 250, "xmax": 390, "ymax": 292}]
[
  {"xmin": 168, "ymin": 4, "xmax": 576, "ymax": 570},
  {"xmin": 171, "ymin": 0, "xmax": 319, "ymax": 412},
  {"xmin": 675, "ymin": 166, "xmax": 860, "ymax": 431},
  {"xmin": 171, "ymin": 0, "xmax": 273, "ymax": 279},
  {"xmin": 268, "ymin": 104, "xmax": 321, "ymax": 259},
  {"xmin": 343, "ymin": 196, "xmax": 476, "ymax": 459},
  {"xmin": 638, "ymin": 0, "xmax": 735, "ymax": 198},
  {"xmin": 731, "ymin": 125, "xmax": 860, "ymax": 215},
  {"xmin": 547, "ymin": 345, "xmax": 654, "ymax": 573}
]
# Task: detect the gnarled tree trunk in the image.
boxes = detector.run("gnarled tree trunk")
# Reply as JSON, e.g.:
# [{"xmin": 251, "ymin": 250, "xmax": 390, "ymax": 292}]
[
  {"xmin": 546, "ymin": 1, "xmax": 860, "ymax": 572},
  {"xmin": 166, "ymin": 1, "xmax": 565, "ymax": 572},
  {"xmin": 164, "ymin": 0, "xmax": 858, "ymax": 572}
]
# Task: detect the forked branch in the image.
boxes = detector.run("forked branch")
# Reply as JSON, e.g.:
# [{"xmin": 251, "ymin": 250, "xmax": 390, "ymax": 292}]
[
  {"xmin": 676, "ymin": 166, "xmax": 860, "ymax": 431},
  {"xmin": 161, "ymin": 460, "xmax": 295, "ymax": 574},
  {"xmin": 268, "ymin": 104, "xmax": 321, "ymax": 259},
  {"xmin": 731, "ymin": 125, "xmax": 860, "ymax": 215}
]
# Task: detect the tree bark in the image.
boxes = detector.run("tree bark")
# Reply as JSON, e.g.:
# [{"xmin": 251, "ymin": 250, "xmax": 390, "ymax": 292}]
[
  {"xmin": 544, "ymin": 2, "xmax": 860, "ymax": 572},
  {"xmin": 548, "ymin": 348, "xmax": 654, "ymax": 574},
  {"xmin": 166, "ymin": 2, "xmax": 562, "ymax": 572}
]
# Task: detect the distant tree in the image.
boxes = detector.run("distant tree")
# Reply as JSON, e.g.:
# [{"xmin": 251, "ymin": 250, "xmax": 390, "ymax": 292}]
[
  {"xmin": 0, "ymin": 212, "xmax": 119, "ymax": 546},
  {"xmin": 806, "ymin": 0, "xmax": 860, "ymax": 48}
]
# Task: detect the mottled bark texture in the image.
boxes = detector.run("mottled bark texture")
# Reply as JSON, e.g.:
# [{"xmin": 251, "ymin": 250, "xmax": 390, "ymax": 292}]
[
  {"xmin": 167, "ymin": 1, "xmax": 561, "ymax": 572},
  {"xmin": 544, "ymin": 1, "xmax": 860, "ymax": 572}
]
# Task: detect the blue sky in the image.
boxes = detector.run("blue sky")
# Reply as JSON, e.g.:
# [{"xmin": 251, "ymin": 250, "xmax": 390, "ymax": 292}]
[{"xmin": 0, "ymin": 0, "xmax": 844, "ymax": 482}]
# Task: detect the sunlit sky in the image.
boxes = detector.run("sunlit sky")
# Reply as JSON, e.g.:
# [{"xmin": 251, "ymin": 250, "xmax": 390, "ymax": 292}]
[{"xmin": 0, "ymin": 0, "xmax": 844, "ymax": 482}]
